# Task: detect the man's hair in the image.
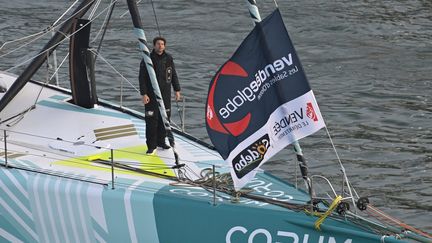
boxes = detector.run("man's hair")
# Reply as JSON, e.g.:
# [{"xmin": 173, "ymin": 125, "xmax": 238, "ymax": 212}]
[{"xmin": 153, "ymin": 36, "xmax": 166, "ymax": 45}]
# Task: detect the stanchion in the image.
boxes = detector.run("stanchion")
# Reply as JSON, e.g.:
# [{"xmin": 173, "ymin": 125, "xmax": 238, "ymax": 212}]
[
  {"xmin": 111, "ymin": 149, "xmax": 115, "ymax": 189},
  {"xmin": 3, "ymin": 130, "xmax": 8, "ymax": 168},
  {"xmin": 212, "ymin": 164, "xmax": 216, "ymax": 206}
]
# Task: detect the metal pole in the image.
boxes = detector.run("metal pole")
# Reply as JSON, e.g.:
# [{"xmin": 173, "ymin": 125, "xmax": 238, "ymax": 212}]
[
  {"xmin": 120, "ymin": 75, "xmax": 123, "ymax": 107},
  {"xmin": 111, "ymin": 149, "xmax": 115, "ymax": 189},
  {"xmin": 181, "ymin": 97, "xmax": 186, "ymax": 132},
  {"xmin": 212, "ymin": 164, "xmax": 216, "ymax": 206},
  {"xmin": 3, "ymin": 130, "xmax": 8, "ymax": 168}
]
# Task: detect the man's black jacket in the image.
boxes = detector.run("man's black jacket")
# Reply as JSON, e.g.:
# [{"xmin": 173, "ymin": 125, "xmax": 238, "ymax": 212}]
[{"xmin": 139, "ymin": 50, "xmax": 180, "ymax": 111}]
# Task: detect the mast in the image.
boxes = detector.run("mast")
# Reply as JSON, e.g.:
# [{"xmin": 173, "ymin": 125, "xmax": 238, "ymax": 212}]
[
  {"xmin": 0, "ymin": 0, "xmax": 96, "ymax": 113},
  {"xmin": 245, "ymin": 0, "xmax": 262, "ymax": 24},
  {"xmin": 243, "ymin": 0, "xmax": 314, "ymax": 197},
  {"xmin": 126, "ymin": 0, "xmax": 180, "ymax": 165}
]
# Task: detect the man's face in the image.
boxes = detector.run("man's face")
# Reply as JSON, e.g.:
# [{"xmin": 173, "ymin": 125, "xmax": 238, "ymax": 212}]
[{"xmin": 154, "ymin": 40, "xmax": 165, "ymax": 54}]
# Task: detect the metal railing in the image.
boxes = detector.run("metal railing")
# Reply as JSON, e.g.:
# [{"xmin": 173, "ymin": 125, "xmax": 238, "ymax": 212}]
[
  {"xmin": 0, "ymin": 128, "xmax": 153, "ymax": 190},
  {"xmin": 0, "ymin": 128, "xmax": 223, "ymax": 206}
]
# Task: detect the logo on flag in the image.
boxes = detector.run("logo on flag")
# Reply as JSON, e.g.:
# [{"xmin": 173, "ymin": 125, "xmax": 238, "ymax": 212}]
[
  {"xmin": 206, "ymin": 61, "xmax": 251, "ymax": 137},
  {"xmin": 306, "ymin": 102, "xmax": 319, "ymax": 122},
  {"xmin": 232, "ymin": 134, "xmax": 270, "ymax": 178}
]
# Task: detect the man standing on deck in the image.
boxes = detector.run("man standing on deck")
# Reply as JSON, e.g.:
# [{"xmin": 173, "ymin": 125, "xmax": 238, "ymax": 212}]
[{"xmin": 139, "ymin": 36, "xmax": 181, "ymax": 155}]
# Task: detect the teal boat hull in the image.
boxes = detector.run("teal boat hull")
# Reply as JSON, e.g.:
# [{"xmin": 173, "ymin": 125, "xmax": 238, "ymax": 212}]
[{"xmin": 0, "ymin": 166, "xmax": 408, "ymax": 243}]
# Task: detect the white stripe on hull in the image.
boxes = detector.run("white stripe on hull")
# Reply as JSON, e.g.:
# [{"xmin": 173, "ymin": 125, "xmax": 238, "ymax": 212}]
[{"xmin": 0, "ymin": 228, "xmax": 24, "ymax": 243}]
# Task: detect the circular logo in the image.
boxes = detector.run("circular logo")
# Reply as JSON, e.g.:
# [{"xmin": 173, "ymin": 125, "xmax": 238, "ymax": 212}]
[{"xmin": 206, "ymin": 61, "xmax": 252, "ymax": 137}]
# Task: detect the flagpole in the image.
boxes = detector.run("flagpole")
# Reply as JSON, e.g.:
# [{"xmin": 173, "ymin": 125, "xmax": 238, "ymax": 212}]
[
  {"xmin": 243, "ymin": 0, "xmax": 314, "ymax": 198},
  {"xmin": 126, "ymin": 0, "xmax": 180, "ymax": 166}
]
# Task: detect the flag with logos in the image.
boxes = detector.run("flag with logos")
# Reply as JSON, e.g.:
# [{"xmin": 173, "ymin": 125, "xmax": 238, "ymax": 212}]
[{"xmin": 205, "ymin": 9, "xmax": 325, "ymax": 190}]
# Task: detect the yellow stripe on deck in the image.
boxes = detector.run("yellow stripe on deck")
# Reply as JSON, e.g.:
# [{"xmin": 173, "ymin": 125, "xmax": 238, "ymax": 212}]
[{"xmin": 53, "ymin": 145, "xmax": 175, "ymax": 178}]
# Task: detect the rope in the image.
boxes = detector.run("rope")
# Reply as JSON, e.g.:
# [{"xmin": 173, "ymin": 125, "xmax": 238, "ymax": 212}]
[
  {"xmin": 313, "ymin": 195, "xmax": 342, "ymax": 230},
  {"xmin": 367, "ymin": 204, "xmax": 432, "ymax": 239}
]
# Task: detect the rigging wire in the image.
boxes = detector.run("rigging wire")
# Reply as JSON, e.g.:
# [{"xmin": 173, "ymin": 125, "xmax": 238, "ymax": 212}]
[
  {"xmin": 88, "ymin": 49, "xmax": 140, "ymax": 93},
  {"xmin": 0, "ymin": 0, "xmax": 79, "ymax": 53},
  {"xmin": 119, "ymin": 0, "xmax": 143, "ymax": 18},
  {"xmin": 91, "ymin": 0, "xmax": 115, "ymax": 44},
  {"xmin": 3, "ymin": 0, "xmax": 115, "ymax": 72},
  {"xmin": 324, "ymin": 126, "xmax": 358, "ymax": 209},
  {"xmin": 150, "ymin": 0, "xmax": 161, "ymax": 37},
  {"xmin": 2, "ymin": 1, "xmax": 118, "ymax": 126},
  {"xmin": 49, "ymin": 53, "xmax": 69, "ymax": 83},
  {"xmin": 0, "ymin": 32, "xmax": 46, "ymax": 53},
  {"xmin": 53, "ymin": 0, "xmax": 80, "ymax": 26},
  {"xmin": 118, "ymin": 0, "xmax": 161, "ymax": 36},
  {"xmin": 94, "ymin": 0, "xmax": 117, "ymax": 57},
  {"xmin": 2, "ymin": 0, "xmax": 189, "ymax": 132},
  {"xmin": 0, "ymin": 0, "xmax": 92, "ymax": 60},
  {"xmin": 88, "ymin": 0, "xmax": 102, "ymax": 20}
]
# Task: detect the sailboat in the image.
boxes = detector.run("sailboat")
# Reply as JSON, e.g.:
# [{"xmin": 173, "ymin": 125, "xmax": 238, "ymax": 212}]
[{"xmin": 0, "ymin": 0, "xmax": 431, "ymax": 243}]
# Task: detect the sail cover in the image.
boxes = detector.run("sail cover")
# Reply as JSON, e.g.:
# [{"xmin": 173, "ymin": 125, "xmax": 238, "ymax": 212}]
[{"xmin": 205, "ymin": 9, "xmax": 325, "ymax": 189}]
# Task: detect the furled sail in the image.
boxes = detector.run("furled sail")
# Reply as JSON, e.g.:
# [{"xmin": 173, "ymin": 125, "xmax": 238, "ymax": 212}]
[{"xmin": 205, "ymin": 9, "xmax": 325, "ymax": 189}]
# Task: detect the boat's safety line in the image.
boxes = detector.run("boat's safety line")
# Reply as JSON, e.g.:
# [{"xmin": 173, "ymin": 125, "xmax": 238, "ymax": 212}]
[
  {"xmin": 52, "ymin": 145, "xmax": 177, "ymax": 177},
  {"xmin": 0, "ymin": 163, "xmax": 108, "ymax": 186},
  {"xmin": 88, "ymin": 158, "xmax": 311, "ymax": 212},
  {"xmin": 92, "ymin": 159, "xmax": 177, "ymax": 181}
]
